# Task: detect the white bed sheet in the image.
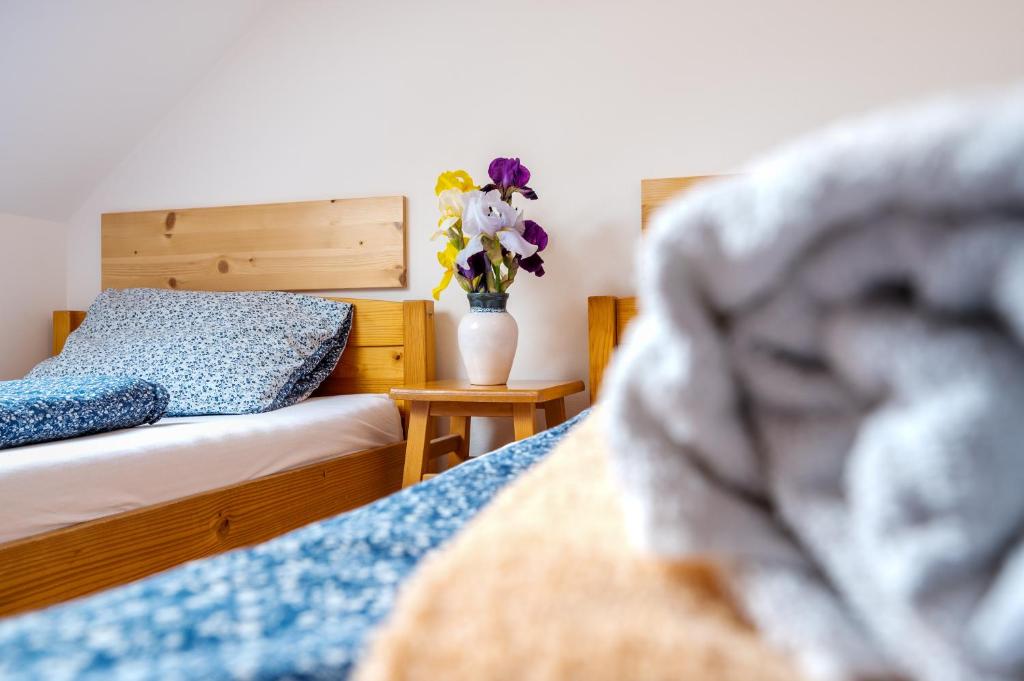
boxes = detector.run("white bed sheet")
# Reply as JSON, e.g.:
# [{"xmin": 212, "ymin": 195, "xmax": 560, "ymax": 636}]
[{"xmin": 0, "ymin": 394, "xmax": 403, "ymax": 544}]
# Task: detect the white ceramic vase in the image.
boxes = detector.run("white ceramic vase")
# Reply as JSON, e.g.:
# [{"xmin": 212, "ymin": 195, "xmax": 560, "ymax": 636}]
[{"xmin": 458, "ymin": 293, "xmax": 518, "ymax": 385}]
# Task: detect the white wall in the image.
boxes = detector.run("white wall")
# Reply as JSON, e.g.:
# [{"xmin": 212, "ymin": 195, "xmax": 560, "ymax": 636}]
[
  {"xmin": 0, "ymin": 0, "xmax": 268, "ymax": 221},
  {"xmin": 64, "ymin": 0, "xmax": 1024, "ymax": 449},
  {"xmin": 0, "ymin": 214, "xmax": 67, "ymax": 379}
]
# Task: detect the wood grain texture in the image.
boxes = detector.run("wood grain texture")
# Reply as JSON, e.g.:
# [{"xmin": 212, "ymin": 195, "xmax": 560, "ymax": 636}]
[
  {"xmin": 332, "ymin": 297, "xmax": 405, "ymax": 347},
  {"xmin": 427, "ymin": 434, "xmax": 463, "ymax": 461},
  {"xmin": 52, "ymin": 310, "xmax": 86, "ymax": 355},
  {"xmin": 391, "ymin": 380, "xmax": 584, "ymax": 404},
  {"xmin": 317, "ymin": 299, "xmax": 412, "ymax": 397},
  {"xmin": 0, "ymin": 441, "xmax": 406, "ymax": 617},
  {"xmin": 425, "ymin": 402, "xmax": 513, "ymax": 418},
  {"xmin": 615, "ymin": 297, "xmax": 637, "ymax": 341},
  {"xmin": 542, "ymin": 398, "xmax": 567, "ymax": 428},
  {"xmin": 401, "ymin": 301, "xmax": 436, "ymax": 385},
  {"xmin": 396, "ymin": 300, "xmax": 436, "ymax": 425},
  {"xmin": 587, "ymin": 296, "xmax": 639, "ymax": 402},
  {"xmin": 587, "ymin": 297, "xmax": 618, "ymax": 403},
  {"xmin": 317, "ymin": 345, "xmax": 405, "ymax": 395},
  {"xmin": 101, "ymin": 196, "xmax": 406, "ymax": 291},
  {"xmin": 641, "ymin": 176, "xmax": 721, "ymax": 231},
  {"xmin": 402, "ymin": 402, "xmax": 431, "ymax": 488},
  {"xmin": 512, "ymin": 403, "xmax": 538, "ymax": 441}
]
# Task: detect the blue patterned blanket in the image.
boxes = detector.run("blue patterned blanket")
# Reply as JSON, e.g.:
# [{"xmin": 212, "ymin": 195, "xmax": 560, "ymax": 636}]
[
  {"xmin": 0, "ymin": 411, "xmax": 586, "ymax": 680},
  {"xmin": 0, "ymin": 376, "xmax": 169, "ymax": 449}
]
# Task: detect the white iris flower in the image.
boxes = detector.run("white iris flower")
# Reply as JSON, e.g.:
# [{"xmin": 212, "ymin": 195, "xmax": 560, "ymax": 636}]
[{"xmin": 455, "ymin": 189, "xmax": 538, "ymax": 268}]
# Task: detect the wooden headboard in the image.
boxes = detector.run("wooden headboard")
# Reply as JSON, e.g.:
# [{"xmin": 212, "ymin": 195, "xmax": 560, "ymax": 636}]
[
  {"xmin": 101, "ymin": 196, "xmax": 406, "ymax": 291},
  {"xmin": 641, "ymin": 175, "xmax": 725, "ymax": 231}
]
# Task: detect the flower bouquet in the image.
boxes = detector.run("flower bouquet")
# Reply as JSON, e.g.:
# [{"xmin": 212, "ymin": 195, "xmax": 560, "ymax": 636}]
[{"xmin": 432, "ymin": 157, "xmax": 550, "ymax": 384}]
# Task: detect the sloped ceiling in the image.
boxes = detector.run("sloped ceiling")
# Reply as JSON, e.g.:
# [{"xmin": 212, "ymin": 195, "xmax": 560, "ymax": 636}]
[{"xmin": 0, "ymin": 0, "xmax": 269, "ymax": 221}]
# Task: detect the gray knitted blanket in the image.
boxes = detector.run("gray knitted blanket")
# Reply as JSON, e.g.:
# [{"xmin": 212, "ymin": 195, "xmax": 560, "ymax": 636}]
[{"xmin": 606, "ymin": 87, "xmax": 1024, "ymax": 681}]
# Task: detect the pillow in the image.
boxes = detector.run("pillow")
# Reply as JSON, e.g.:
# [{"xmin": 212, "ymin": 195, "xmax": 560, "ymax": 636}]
[{"xmin": 29, "ymin": 288, "xmax": 353, "ymax": 416}]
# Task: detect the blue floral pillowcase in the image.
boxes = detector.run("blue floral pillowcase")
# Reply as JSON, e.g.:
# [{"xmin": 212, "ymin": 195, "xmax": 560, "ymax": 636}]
[{"xmin": 29, "ymin": 288, "xmax": 353, "ymax": 416}]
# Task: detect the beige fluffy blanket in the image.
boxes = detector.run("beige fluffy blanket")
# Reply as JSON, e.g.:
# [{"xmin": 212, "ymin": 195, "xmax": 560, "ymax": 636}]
[{"xmin": 354, "ymin": 412, "xmax": 800, "ymax": 681}]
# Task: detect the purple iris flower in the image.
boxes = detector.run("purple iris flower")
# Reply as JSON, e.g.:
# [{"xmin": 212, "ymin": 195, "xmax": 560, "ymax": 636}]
[
  {"xmin": 482, "ymin": 157, "xmax": 538, "ymax": 200},
  {"xmin": 522, "ymin": 219, "xmax": 548, "ymax": 251},
  {"xmin": 458, "ymin": 250, "xmax": 489, "ymax": 282},
  {"xmin": 489, "ymin": 157, "xmax": 530, "ymax": 187},
  {"xmin": 518, "ymin": 219, "xmax": 548, "ymax": 276}
]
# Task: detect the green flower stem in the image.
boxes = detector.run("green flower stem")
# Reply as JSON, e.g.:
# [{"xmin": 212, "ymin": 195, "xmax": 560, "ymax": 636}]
[
  {"xmin": 492, "ymin": 263, "xmax": 504, "ymax": 293},
  {"xmin": 485, "ymin": 265, "xmax": 498, "ymax": 293}
]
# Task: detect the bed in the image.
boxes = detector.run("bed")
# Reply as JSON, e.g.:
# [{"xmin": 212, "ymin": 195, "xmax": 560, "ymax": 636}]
[
  {"xmin": 0, "ymin": 195, "xmax": 459, "ymax": 618},
  {"xmin": 0, "ymin": 394, "xmax": 402, "ymax": 545},
  {"xmin": 0, "ymin": 178, "xmax": 710, "ymax": 681}
]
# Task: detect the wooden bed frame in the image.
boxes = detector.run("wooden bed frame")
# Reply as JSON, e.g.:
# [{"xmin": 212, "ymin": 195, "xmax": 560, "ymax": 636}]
[
  {"xmin": 587, "ymin": 296, "xmax": 637, "ymax": 402},
  {"xmin": 0, "ymin": 197, "xmax": 461, "ymax": 617}
]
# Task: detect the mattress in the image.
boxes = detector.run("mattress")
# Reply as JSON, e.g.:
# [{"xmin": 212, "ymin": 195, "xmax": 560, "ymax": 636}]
[{"xmin": 0, "ymin": 394, "xmax": 403, "ymax": 544}]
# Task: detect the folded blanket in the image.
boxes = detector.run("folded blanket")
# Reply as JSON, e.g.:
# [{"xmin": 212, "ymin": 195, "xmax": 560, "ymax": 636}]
[
  {"xmin": 355, "ymin": 411, "xmax": 800, "ymax": 681},
  {"xmin": 0, "ymin": 376, "xmax": 168, "ymax": 449},
  {"xmin": 605, "ymin": 86, "xmax": 1024, "ymax": 681}
]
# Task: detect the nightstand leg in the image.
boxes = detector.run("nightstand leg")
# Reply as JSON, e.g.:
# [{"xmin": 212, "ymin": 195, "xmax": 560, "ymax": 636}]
[
  {"xmin": 512, "ymin": 403, "xmax": 537, "ymax": 441},
  {"xmin": 542, "ymin": 398, "xmax": 567, "ymax": 428},
  {"xmin": 448, "ymin": 416, "xmax": 471, "ymax": 469},
  {"xmin": 402, "ymin": 401, "xmax": 431, "ymax": 488}
]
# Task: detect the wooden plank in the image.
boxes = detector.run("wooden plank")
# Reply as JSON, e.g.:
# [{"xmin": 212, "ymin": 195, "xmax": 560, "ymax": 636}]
[
  {"xmin": 314, "ymin": 345, "xmax": 405, "ymax": 396},
  {"xmin": 402, "ymin": 301, "xmax": 435, "ymax": 385},
  {"xmin": 391, "ymin": 380, "xmax": 585, "ymax": 404},
  {"xmin": 641, "ymin": 176, "xmax": 719, "ymax": 231},
  {"xmin": 398, "ymin": 300, "xmax": 436, "ymax": 424},
  {"xmin": 615, "ymin": 297, "xmax": 638, "ymax": 341},
  {"xmin": 330, "ymin": 297, "xmax": 404, "ymax": 347},
  {"xmin": 512, "ymin": 403, "xmax": 538, "ymax": 440},
  {"xmin": 427, "ymin": 433, "xmax": 463, "ymax": 461},
  {"xmin": 587, "ymin": 297, "xmax": 618, "ymax": 403},
  {"xmin": 0, "ymin": 441, "xmax": 406, "ymax": 617},
  {"xmin": 427, "ymin": 402, "xmax": 514, "ymax": 418},
  {"xmin": 101, "ymin": 196, "xmax": 406, "ymax": 291},
  {"xmin": 542, "ymin": 398, "xmax": 567, "ymax": 428},
  {"xmin": 52, "ymin": 310, "xmax": 86, "ymax": 355},
  {"xmin": 333, "ymin": 346, "xmax": 405, "ymax": 382}
]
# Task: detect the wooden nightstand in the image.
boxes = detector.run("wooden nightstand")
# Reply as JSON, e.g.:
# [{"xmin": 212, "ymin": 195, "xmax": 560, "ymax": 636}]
[{"xmin": 390, "ymin": 380, "xmax": 585, "ymax": 488}]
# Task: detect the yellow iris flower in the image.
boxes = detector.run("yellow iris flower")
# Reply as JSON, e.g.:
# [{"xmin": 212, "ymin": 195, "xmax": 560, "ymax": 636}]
[
  {"xmin": 434, "ymin": 170, "xmax": 477, "ymax": 196},
  {"xmin": 432, "ymin": 242, "xmax": 460, "ymax": 300}
]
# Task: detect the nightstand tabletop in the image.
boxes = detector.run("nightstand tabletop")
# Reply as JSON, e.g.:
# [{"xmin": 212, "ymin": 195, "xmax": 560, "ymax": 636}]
[
  {"xmin": 391, "ymin": 379, "xmax": 585, "ymax": 488},
  {"xmin": 390, "ymin": 379, "xmax": 585, "ymax": 404}
]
